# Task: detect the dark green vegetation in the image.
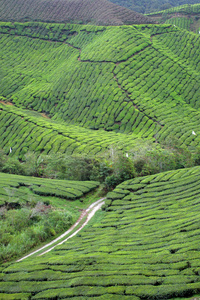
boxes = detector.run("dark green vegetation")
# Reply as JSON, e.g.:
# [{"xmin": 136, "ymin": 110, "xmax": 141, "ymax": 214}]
[
  {"xmin": 147, "ymin": 3, "xmax": 200, "ymax": 33},
  {"xmin": 0, "ymin": 166, "xmax": 200, "ymax": 299},
  {"xmin": 1, "ymin": 22, "xmax": 200, "ymax": 155},
  {"xmin": 1, "ymin": 141, "xmax": 200, "ymax": 190},
  {"xmin": 0, "ymin": 172, "xmax": 99, "ymax": 262},
  {"xmin": 0, "ymin": 0, "xmax": 153, "ymax": 25},
  {"xmin": 109, "ymin": 0, "xmax": 200, "ymax": 14}
]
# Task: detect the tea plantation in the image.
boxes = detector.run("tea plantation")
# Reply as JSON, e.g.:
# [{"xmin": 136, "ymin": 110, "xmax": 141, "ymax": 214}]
[
  {"xmin": 0, "ymin": 172, "xmax": 99, "ymax": 206},
  {"xmin": 0, "ymin": 166, "xmax": 200, "ymax": 299},
  {"xmin": 165, "ymin": 17, "xmax": 193, "ymax": 30},
  {"xmin": 147, "ymin": 3, "xmax": 200, "ymax": 33},
  {"xmin": 0, "ymin": 102, "xmax": 147, "ymax": 157},
  {"xmin": 1, "ymin": 22, "xmax": 200, "ymax": 154},
  {"xmin": 147, "ymin": 3, "xmax": 200, "ymax": 15},
  {"xmin": 1, "ymin": 8, "xmax": 200, "ymax": 300}
]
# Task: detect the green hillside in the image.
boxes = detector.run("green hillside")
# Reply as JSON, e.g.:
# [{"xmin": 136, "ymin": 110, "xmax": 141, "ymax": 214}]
[
  {"xmin": 0, "ymin": 102, "xmax": 147, "ymax": 157},
  {"xmin": 0, "ymin": 166, "xmax": 200, "ymax": 299},
  {"xmin": 147, "ymin": 3, "xmax": 200, "ymax": 33},
  {"xmin": 1, "ymin": 22, "xmax": 200, "ymax": 156},
  {"xmin": 165, "ymin": 17, "xmax": 193, "ymax": 30},
  {"xmin": 147, "ymin": 3, "xmax": 200, "ymax": 15},
  {"xmin": 0, "ymin": 172, "xmax": 99, "ymax": 205}
]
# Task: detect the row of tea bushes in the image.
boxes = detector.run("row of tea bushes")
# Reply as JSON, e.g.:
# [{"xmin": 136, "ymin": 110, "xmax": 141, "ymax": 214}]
[
  {"xmin": 0, "ymin": 22, "xmax": 152, "ymax": 62},
  {"xmin": 165, "ymin": 17, "xmax": 193, "ymax": 30},
  {"xmin": 113, "ymin": 40, "xmax": 200, "ymax": 146},
  {"xmin": 153, "ymin": 29, "xmax": 200, "ymax": 73},
  {"xmin": 80, "ymin": 26, "xmax": 151, "ymax": 62},
  {"xmin": 0, "ymin": 172, "xmax": 99, "ymax": 206},
  {"xmin": 0, "ymin": 103, "xmax": 146, "ymax": 157},
  {"xmin": 0, "ymin": 21, "xmax": 105, "ymax": 43},
  {"xmin": 0, "ymin": 166, "xmax": 200, "ymax": 298}
]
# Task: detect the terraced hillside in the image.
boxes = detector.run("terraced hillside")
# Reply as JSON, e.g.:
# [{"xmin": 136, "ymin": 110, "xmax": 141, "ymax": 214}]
[
  {"xmin": 0, "ymin": 172, "xmax": 99, "ymax": 206},
  {"xmin": 147, "ymin": 3, "xmax": 200, "ymax": 33},
  {"xmin": 0, "ymin": 0, "xmax": 154, "ymax": 25},
  {"xmin": 147, "ymin": 3, "xmax": 200, "ymax": 15},
  {"xmin": 165, "ymin": 17, "xmax": 193, "ymax": 31},
  {"xmin": 0, "ymin": 102, "xmax": 148, "ymax": 157},
  {"xmin": 0, "ymin": 166, "xmax": 200, "ymax": 299},
  {"xmin": 1, "ymin": 22, "xmax": 200, "ymax": 155}
]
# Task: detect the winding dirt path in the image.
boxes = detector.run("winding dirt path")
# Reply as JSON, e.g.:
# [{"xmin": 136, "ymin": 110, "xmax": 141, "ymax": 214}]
[{"xmin": 17, "ymin": 198, "xmax": 105, "ymax": 262}]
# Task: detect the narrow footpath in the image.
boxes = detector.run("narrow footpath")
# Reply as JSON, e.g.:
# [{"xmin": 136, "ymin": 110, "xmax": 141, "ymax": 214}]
[{"xmin": 17, "ymin": 198, "xmax": 105, "ymax": 262}]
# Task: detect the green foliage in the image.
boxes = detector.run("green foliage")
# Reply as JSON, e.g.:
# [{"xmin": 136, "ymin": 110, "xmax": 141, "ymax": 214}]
[
  {"xmin": 1, "ymin": 158, "xmax": 25, "ymax": 175},
  {"xmin": 105, "ymin": 151, "xmax": 136, "ymax": 188},
  {"xmin": 0, "ymin": 139, "xmax": 200, "ymax": 190},
  {"xmin": 0, "ymin": 293, "xmax": 31, "ymax": 299},
  {"xmin": 0, "ymin": 22, "xmax": 200, "ymax": 300},
  {"xmin": 0, "ymin": 203, "xmax": 73, "ymax": 263},
  {"xmin": 105, "ymin": 174, "xmax": 122, "ymax": 188}
]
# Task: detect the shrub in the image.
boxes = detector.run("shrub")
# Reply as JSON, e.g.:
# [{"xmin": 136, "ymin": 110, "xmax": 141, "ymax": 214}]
[
  {"xmin": 2, "ymin": 158, "xmax": 25, "ymax": 175},
  {"xmin": 105, "ymin": 174, "xmax": 122, "ymax": 189}
]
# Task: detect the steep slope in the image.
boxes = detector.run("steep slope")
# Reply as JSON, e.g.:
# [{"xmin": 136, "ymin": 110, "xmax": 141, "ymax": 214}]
[
  {"xmin": 1, "ymin": 22, "xmax": 200, "ymax": 155},
  {"xmin": 0, "ymin": 102, "xmax": 148, "ymax": 156},
  {"xmin": 0, "ymin": 0, "xmax": 154, "ymax": 25},
  {"xmin": 0, "ymin": 166, "xmax": 200, "ymax": 299},
  {"xmin": 147, "ymin": 3, "xmax": 200, "ymax": 33}
]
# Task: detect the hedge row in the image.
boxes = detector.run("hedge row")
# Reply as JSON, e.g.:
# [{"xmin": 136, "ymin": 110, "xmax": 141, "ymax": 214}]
[
  {"xmin": 165, "ymin": 17, "xmax": 193, "ymax": 31},
  {"xmin": 153, "ymin": 29, "xmax": 200, "ymax": 73},
  {"xmin": 113, "ymin": 28, "xmax": 200, "ymax": 146},
  {"xmin": 0, "ymin": 172, "xmax": 99, "ymax": 206},
  {"xmin": 0, "ymin": 103, "xmax": 147, "ymax": 157}
]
